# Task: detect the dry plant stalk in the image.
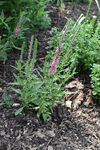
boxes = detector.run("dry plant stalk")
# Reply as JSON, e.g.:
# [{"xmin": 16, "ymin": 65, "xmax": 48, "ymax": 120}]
[{"xmin": 58, "ymin": 0, "xmax": 65, "ymax": 17}]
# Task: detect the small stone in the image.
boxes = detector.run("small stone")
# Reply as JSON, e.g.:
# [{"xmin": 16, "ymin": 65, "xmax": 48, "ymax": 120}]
[
  {"xmin": 46, "ymin": 130, "xmax": 55, "ymax": 137},
  {"xmin": 12, "ymin": 103, "xmax": 20, "ymax": 107},
  {"xmin": 35, "ymin": 129, "xmax": 45, "ymax": 138},
  {"xmin": 0, "ymin": 88, "xmax": 2, "ymax": 92},
  {"xmin": 48, "ymin": 145, "xmax": 53, "ymax": 150},
  {"xmin": 0, "ymin": 131, "xmax": 5, "ymax": 136}
]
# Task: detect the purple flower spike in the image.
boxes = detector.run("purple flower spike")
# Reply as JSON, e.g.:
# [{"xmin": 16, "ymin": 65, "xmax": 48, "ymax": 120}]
[
  {"xmin": 48, "ymin": 47, "xmax": 61, "ymax": 74},
  {"xmin": 14, "ymin": 12, "xmax": 24, "ymax": 38},
  {"xmin": 14, "ymin": 27, "xmax": 19, "ymax": 37}
]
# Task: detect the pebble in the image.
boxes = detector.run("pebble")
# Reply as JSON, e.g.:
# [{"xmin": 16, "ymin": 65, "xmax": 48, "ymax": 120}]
[{"xmin": 48, "ymin": 145, "xmax": 53, "ymax": 150}]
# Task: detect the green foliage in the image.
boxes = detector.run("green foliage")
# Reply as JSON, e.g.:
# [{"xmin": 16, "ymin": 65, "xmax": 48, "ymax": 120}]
[
  {"xmin": 1, "ymin": 0, "xmax": 100, "ymax": 121},
  {"xmin": 48, "ymin": 15, "xmax": 100, "ymax": 72},
  {"xmin": 90, "ymin": 64, "xmax": 100, "ymax": 101},
  {"xmin": 48, "ymin": 0, "xmax": 100, "ymax": 102},
  {"xmin": 0, "ymin": 0, "xmax": 51, "ymax": 32},
  {"xmin": 0, "ymin": 87, "xmax": 13, "ymax": 108},
  {"xmin": 0, "ymin": 0, "xmax": 51, "ymax": 62},
  {"xmin": 8, "ymin": 35, "xmax": 75, "ymax": 121},
  {"xmin": 68, "ymin": 0, "xmax": 87, "ymax": 2}
]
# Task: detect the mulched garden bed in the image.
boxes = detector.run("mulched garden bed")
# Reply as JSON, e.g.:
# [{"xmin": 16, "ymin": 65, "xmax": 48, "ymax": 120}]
[{"xmin": 0, "ymin": 0, "xmax": 100, "ymax": 149}]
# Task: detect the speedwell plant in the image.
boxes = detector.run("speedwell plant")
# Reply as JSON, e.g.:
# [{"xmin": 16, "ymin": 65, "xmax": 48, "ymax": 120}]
[{"xmin": 9, "ymin": 34, "xmax": 74, "ymax": 121}]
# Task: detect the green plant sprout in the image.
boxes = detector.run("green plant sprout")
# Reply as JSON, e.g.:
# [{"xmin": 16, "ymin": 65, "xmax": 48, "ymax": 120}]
[{"xmin": 0, "ymin": 87, "xmax": 13, "ymax": 108}]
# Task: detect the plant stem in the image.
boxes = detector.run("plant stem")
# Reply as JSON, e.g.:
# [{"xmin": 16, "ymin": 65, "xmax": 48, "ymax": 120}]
[{"xmin": 85, "ymin": 0, "xmax": 92, "ymax": 22}]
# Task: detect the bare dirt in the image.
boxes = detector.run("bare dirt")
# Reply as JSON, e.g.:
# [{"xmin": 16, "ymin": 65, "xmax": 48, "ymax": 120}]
[{"xmin": 0, "ymin": 0, "xmax": 100, "ymax": 149}]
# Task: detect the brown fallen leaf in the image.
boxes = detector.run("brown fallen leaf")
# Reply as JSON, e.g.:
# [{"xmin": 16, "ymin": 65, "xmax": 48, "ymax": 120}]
[
  {"xmin": 72, "ymin": 91, "xmax": 84, "ymax": 109},
  {"xmin": 64, "ymin": 79, "xmax": 84, "ymax": 109},
  {"xmin": 51, "ymin": 122, "xmax": 54, "ymax": 128},
  {"xmin": 65, "ymin": 78, "xmax": 84, "ymax": 91},
  {"xmin": 84, "ymin": 89, "xmax": 93, "ymax": 106}
]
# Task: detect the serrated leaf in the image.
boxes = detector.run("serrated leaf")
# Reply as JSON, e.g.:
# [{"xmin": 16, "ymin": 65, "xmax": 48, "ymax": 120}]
[{"xmin": 15, "ymin": 107, "xmax": 23, "ymax": 115}]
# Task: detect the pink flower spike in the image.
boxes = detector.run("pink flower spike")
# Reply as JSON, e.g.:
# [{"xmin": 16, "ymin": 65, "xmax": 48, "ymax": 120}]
[
  {"xmin": 48, "ymin": 39, "xmax": 62, "ymax": 74},
  {"xmin": 14, "ymin": 12, "xmax": 24, "ymax": 38},
  {"xmin": 14, "ymin": 27, "xmax": 19, "ymax": 37}
]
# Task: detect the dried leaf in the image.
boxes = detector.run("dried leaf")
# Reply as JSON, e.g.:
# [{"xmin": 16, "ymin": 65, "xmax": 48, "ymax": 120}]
[
  {"xmin": 65, "ymin": 101, "xmax": 72, "ymax": 108},
  {"xmin": 64, "ymin": 78, "xmax": 92, "ymax": 110},
  {"xmin": 76, "ymin": 110, "xmax": 82, "ymax": 115},
  {"xmin": 53, "ymin": 102, "xmax": 58, "ymax": 107},
  {"xmin": 72, "ymin": 91, "xmax": 84, "ymax": 109},
  {"xmin": 51, "ymin": 122, "xmax": 54, "ymax": 128},
  {"xmin": 91, "ymin": 111, "xmax": 98, "ymax": 117},
  {"xmin": 84, "ymin": 89, "xmax": 93, "ymax": 106}
]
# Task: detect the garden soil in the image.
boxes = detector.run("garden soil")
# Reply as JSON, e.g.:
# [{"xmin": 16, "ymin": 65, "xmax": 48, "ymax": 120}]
[{"xmin": 0, "ymin": 0, "xmax": 100, "ymax": 149}]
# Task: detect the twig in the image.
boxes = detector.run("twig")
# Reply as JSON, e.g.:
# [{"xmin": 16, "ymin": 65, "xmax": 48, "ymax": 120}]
[{"xmin": 44, "ymin": 138, "xmax": 52, "ymax": 150}]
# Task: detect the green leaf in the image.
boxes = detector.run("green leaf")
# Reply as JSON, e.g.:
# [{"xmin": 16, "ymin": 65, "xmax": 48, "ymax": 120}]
[
  {"xmin": 34, "ymin": 82, "xmax": 44, "ymax": 90},
  {"xmin": 92, "ymin": 91, "xmax": 97, "ymax": 95},
  {"xmin": 0, "ymin": 1, "xmax": 7, "ymax": 6},
  {"xmin": 55, "ymin": 101, "xmax": 63, "ymax": 104},
  {"xmin": 0, "ymin": 103, "xmax": 5, "ymax": 106},
  {"xmin": 1, "ymin": 10, "xmax": 5, "ymax": 20},
  {"xmin": 95, "ymin": 0, "xmax": 100, "ymax": 12},
  {"xmin": 12, "ymin": 88, "xmax": 22, "ymax": 94},
  {"xmin": 15, "ymin": 107, "xmax": 24, "ymax": 115},
  {"xmin": 5, "ymin": 16, "xmax": 13, "ymax": 23},
  {"xmin": 9, "ymin": 82, "xmax": 21, "ymax": 85},
  {"xmin": 13, "ymin": 73, "xmax": 23, "ymax": 85},
  {"xmin": 42, "ymin": 112, "xmax": 51, "ymax": 121},
  {"xmin": 12, "ymin": 46, "xmax": 23, "ymax": 50}
]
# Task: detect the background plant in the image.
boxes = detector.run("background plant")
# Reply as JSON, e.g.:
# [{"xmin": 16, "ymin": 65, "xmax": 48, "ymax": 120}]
[
  {"xmin": 0, "ymin": 87, "xmax": 13, "ymax": 109},
  {"xmin": 48, "ymin": 0, "xmax": 100, "ymax": 102},
  {"xmin": 0, "ymin": 0, "xmax": 51, "ymax": 33},
  {"xmin": 48, "ymin": 14, "xmax": 100, "ymax": 72},
  {"xmin": 68, "ymin": 0, "xmax": 88, "ymax": 2},
  {"xmin": 0, "ymin": 0, "xmax": 51, "ymax": 62},
  {"xmin": 90, "ymin": 64, "xmax": 100, "ymax": 102}
]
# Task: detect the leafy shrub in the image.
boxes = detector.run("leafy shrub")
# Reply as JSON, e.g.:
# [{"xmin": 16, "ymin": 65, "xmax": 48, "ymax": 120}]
[
  {"xmin": 48, "ymin": 15, "xmax": 100, "ymax": 72},
  {"xmin": 90, "ymin": 64, "xmax": 100, "ymax": 101},
  {"xmin": 0, "ymin": 0, "xmax": 51, "ymax": 61},
  {"xmin": 0, "ymin": 0, "xmax": 51, "ymax": 33}
]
